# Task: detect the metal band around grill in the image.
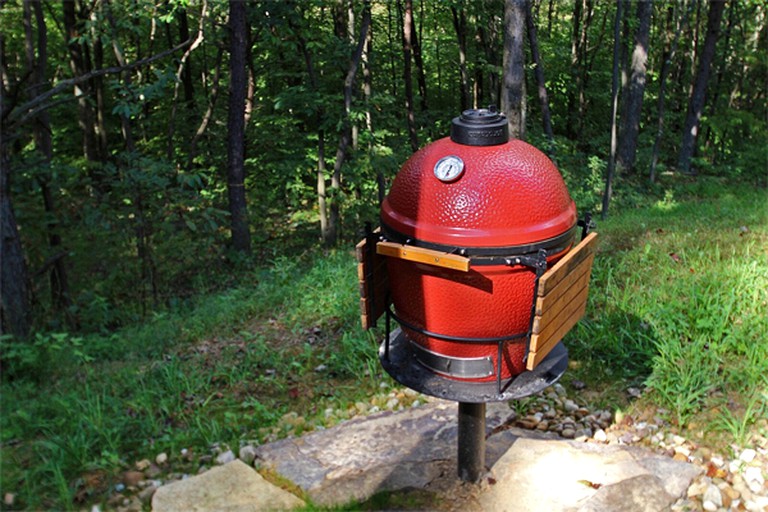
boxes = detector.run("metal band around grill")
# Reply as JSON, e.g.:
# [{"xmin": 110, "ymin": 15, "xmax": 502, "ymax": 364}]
[
  {"xmin": 379, "ymin": 223, "xmax": 577, "ymax": 266},
  {"xmin": 409, "ymin": 341, "xmax": 495, "ymax": 379}
]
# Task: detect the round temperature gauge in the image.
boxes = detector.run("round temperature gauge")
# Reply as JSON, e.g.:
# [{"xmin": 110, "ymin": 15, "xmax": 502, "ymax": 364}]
[{"xmin": 434, "ymin": 155, "xmax": 465, "ymax": 182}]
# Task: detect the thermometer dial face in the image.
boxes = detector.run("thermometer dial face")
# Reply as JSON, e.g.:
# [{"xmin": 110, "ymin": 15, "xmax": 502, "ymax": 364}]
[{"xmin": 434, "ymin": 155, "xmax": 465, "ymax": 182}]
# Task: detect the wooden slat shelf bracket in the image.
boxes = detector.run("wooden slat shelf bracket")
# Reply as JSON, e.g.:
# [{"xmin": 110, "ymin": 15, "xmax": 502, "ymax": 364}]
[{"xmin": 526, "ymin": 232, "xmax": 598, "ymax": 371}]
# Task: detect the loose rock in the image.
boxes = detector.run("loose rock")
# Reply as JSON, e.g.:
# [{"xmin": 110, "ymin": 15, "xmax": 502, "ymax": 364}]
[
  {"xmin": 215, "ymin": 450, "xmax": 235, "ymax": 465},
  {"xmin": 239, "ymin": 445, "xmax": 258, "ymax": 466}
]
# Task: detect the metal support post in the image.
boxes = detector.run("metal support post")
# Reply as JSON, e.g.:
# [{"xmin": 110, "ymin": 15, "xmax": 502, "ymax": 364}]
[{"xmin": 457, "ymin": 402, "xmax": 486, "ymax": 482}]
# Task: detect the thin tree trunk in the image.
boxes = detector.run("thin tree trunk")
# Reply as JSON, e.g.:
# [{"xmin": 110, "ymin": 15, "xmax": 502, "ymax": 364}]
[
  {"xmin": 451, "ymin": 5, "xmax": 471, "ymax": 112},
  {"xmin": 601, "ymin": 0, "xmax": 622, "ymax": 221},
  {"xmin": 502, "ymin": 0, "xmax": 527, "ymax": 140},
  {"xmin": 167, "ymin": 0, "xmax": 207, "ymax": 161},
  {"xmin": 678, "ymin": 0, "xmax": 725, "ymax": 175},
  {"xmin": 387, "ymin": 1, "xmax": 398, "ymax": 99},
  {"xmin": 401, "ymin": 0, "xmax": 419, "ymax": 152},
  {"xmin": 616, "ymin": 0, "xmax": 652, "ymax": 174},
  {"xmin": 105, "ymin": 1, "xmax": 158, "ymax": 311},
  {"xmin": 525, "ymin": 0, "xmax": 554, "ymax": 152},
  {"xmin": 576, "ymin": 0, "xmax": 593, "ymax": 132},
  {"xmin": 188, "ymin": 47, "xmax": 224, "ymax": 169},
  {"xmin": 361, "ymin": 2, "xmax": 382, "ymax": 204},
  {"xmin": 226, "ymin": 0, "xmax": 251, "ymax": 252},
  {"xmin": 474, "ymin": 25, "xmax": 484, "ymax": 108},
  {"xmin": 62, "ymin": 0, "xmax": 100, "ymax": 164},
  {"xmin": 650, "ymin": 3, "xmax": 689, "ymax": 183},
  {"xmin": 178, "ymin": 8, "xmax": 196, "ymax": 111},
  {"xmin": 24, "ymin": 0, "xmax": 73, "ymax": 319},
  {"xmin": 566, "ymin": 0, "xmax": 583, "ymax": 138},
  {"xmin": 0, "ymin": 154, "xmax": 31, "ymax": 339},
  {"xmin": 411, "ymin": 3, "xmax": 428, "ymax": 111},
  {"xmin": 291, "ymin": 10, "xmax": 334, "ymax": 243},
  {"xmin": 328, "ymin": 0, "xmax": 372, "ymax": 245}
]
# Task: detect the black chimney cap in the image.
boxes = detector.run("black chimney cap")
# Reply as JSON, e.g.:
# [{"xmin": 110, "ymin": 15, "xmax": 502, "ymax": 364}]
[{"xmin": 450, "ymin": 106, "xmax": 509, "ymax": 146}]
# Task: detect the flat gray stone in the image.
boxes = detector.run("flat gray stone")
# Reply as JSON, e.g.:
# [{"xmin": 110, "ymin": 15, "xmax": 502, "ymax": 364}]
[
  {"xmin": 253, "ymin": 400, "xmax": 702, "ymax": 510},
  {"xmin": 478, "ymin": 436, "xmax": 703, "ymax": 512},
  {"xmin": 151, "ymin": 459, "xmax": 304, "ymax": 512},
  {"xmin": 254, "ymin": 400, "xmax": 513, "ymax": 505}
]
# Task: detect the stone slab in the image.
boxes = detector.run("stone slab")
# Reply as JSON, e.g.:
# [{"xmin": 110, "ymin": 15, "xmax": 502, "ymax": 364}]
[
  {"xmin": 254, "ymin": 400, "xmax": 514, "ymax": 506},
  {"xmin": 151, "ymin": 459, "xmax": 304, "ymax": 512},
  {"xmin": 254, "ymin": 400, "xmax": 703, "ymax": 511},
  {"xmin": 479, "ymin": 435, "xmax": 703, "ymax": 512}
]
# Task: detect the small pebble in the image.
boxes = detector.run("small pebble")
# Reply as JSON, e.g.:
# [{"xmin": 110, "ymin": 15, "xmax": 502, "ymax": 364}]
[
  {"xmin": 703, "ymin": 484, "xmax": 723, "ymax": 508},
  {"xmin": 216, "ymin": 450, "xmax": 236, "ymax": 465},
  {"xmin": 155, "ymin": 452, "xmax": 168, "ymax": 465},
  {"xmin": 740, "ymin": 449, "xmax": 757, "ymax": 464},
  {"xmin": 239, "ymin": 445, "xmax": 257, "ymax": 465},
  {"xmin": 593, "ymin": 429, "xmax": 607, "ymax": 442}
]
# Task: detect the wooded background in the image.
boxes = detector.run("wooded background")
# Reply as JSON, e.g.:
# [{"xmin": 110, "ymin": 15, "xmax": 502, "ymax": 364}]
[{"xmin": 1, "ymin": 0, "xmax": 766, "ymax": 341}]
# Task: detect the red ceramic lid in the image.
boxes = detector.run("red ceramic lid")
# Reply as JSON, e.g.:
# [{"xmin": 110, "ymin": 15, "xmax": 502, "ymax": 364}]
[{"xmin": 381, "ymin": 137, "xmax": 577, "ymax": 248}]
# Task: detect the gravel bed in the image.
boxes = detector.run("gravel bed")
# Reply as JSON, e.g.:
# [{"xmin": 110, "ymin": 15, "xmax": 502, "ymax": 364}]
[{"xmin": 89, "ymin": 382, "xmax": 767, "ymax": 512}]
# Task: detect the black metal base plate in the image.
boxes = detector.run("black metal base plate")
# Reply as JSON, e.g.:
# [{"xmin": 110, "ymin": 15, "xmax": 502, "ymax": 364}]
[{"xmin": 379, "ymin": 329, "xmax": 568, "ymax": 403}]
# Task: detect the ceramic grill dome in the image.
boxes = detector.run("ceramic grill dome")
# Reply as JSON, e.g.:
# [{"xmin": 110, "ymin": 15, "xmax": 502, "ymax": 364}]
[{"xmin": 380, "ymin": 108, "xmax": 577, "ymax": 381}]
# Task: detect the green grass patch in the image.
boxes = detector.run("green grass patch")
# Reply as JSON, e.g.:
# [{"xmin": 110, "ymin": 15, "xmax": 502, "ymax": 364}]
[
  {"xmin": 1, "ymin": 180, "xmax": 766, "ymax": 509},
  {"xmin": 567, "ymin": 181, "xmax": 768, "ymax": 436}
]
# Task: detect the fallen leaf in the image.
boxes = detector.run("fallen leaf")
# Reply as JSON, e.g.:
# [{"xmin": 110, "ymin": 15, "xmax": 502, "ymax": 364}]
[
  {"xmin": 669, "ymin": 252, "xmax": 681, "ymax": 263},
  {"xmin": 578, "ymin": 479, "xmax": 603, "ymax": 489}
]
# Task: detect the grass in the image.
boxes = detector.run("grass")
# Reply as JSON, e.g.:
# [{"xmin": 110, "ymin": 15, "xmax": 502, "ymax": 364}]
[
  {"xmin": 567, "ymin": 179, "xmax": 768, "ymax": 433},
  {"xmin": 1, "ymin": 178, "xmax": 767, "ymax": 510}
]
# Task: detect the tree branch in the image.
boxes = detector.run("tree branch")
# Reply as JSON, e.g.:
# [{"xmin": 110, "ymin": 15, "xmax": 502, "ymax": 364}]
[{"xmin": 5, "ymin": 38, "xmax": 192, "ymax": 128}]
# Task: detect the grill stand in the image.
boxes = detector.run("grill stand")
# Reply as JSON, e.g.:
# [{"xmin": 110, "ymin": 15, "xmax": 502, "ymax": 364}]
[
  {"xmin": 379, "ymin": 329, "xmax": 568, "ymax": 481},
  {"xmin": 458, "ymin": 402, "xmax": 486, "ymax": 481}
]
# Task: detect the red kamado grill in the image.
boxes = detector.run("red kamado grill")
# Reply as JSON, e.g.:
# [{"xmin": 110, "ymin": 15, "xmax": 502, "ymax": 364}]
[{"xmin": 356, "ymin": 107, "xmax": 597, "ymax": 481}]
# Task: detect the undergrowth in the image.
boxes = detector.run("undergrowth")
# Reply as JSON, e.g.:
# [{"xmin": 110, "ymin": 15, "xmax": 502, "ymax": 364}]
[{"xmin": 1, "ymin": 178, "xmax": 766, "ymax": 510}]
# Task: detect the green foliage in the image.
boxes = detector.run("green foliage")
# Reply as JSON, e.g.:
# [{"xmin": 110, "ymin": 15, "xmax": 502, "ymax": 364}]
[
  {"xmin": 1, "ymin": 1, "xmax": 766, "ymax": 507},
  {"xmin": 0, "ymin": 332, "xmax": 92, "ymax": 381},
  {"xmin": 568, "ymin": 182, "xmax": 768, "ymax": 431}
]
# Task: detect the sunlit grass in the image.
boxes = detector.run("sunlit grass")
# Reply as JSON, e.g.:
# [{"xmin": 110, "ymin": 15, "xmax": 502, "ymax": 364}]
[{"xmin": 1, "ymin": 180, "xmax": 766, "ymax": 509}]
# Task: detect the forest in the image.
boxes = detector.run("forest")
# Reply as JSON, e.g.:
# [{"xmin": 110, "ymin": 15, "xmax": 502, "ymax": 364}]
[
  {"xmin": 1, "ymin": 0, "xmax": 765, "ymax": 338},
  {"xmin": 1, "ymin": 0, "xmax": 766, "ymax": 509}
]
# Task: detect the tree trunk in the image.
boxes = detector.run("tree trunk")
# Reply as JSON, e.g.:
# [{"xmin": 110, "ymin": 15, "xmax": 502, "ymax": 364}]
[
  {"xmin": 226, "ymin": 0, "xmax": 251, "ymax": 253},
  {"xmin": 328, "ymin": 0, "xmax": 372, "ymax": 245},
  {"xmin": 451, "ymin": 5, "xmax": 471, "ymax": 112},
  {"xmin": 188, "ymin": 47, "xmax": 224, "ymax": 169},
  {"xmin": 24, "ymin": 0, "xmax": 73, "ymax": 319},
  {"xmin": 502, "ymin": 0, "xmax": 527, "ymax": 140},
  {"xmin": 616, "ymin": 0, "xmax": 652, "ymax": 174},
  {"xmin": 576, "ymin": 0, "xmax": 593, "ymax": 131},
  {"xmin": 650, "ymin": 3, "xmax": 689, "ymax": 183},
  {"xmin": 566, "ymin": 0, "xmax": 582, "ymax": 138},
  {"xmin": 401, "ymin": 0, "xmax": 419, "ymax": 152},
  {"xmin": 361, "ymin": 2, "xmax": 383, "ymax": 204},
  {"xmin": 62, "ymin": 0, "xmax": 101, "ymax": 164},
  {"xmin": 387, "ymin": 1, "xmax": 398, "ymax": 99},
  {"xmin": 178, "ymin": 8, "xmax": 196, "ymax": 112},
  {"xmin": 0, "ymin": 153, "xmax": 31, "ymax": 339},
  {"xmin": 677, "ymin": 0, "xmax": 725, "ymax": 175},
  {"xmin": 411, "ymin": 3, "xmax": 428, "ymax": 111},
  {"xmin": 167, "ymin": 0, "xmax": 207, "ymax": 161},
  {"xmin": 601, "ymin": 0, "xmax": 622, "ymax": 221},
  {"xmin": 525, "ymin": 0, "xmax": 555, "ymax": 151}
]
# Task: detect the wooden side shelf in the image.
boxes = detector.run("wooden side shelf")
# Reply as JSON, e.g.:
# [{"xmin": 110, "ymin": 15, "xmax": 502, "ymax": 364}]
[
  {"xmin": 356, "ymin": 235, "xmax": 390, "ymax": 330},
  {"xmin": 527, "ymin": 232, "xmax": 598, "ymax": 370}
]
